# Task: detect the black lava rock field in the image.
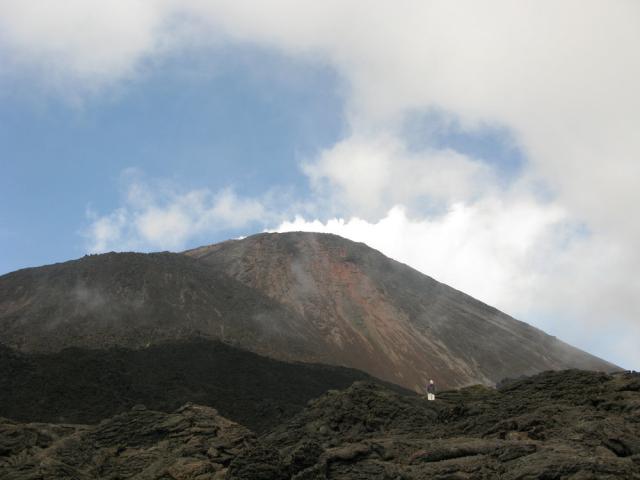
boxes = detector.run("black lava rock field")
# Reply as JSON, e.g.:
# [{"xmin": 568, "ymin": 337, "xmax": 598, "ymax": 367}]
[{"xmin": 2, "ymin": 369, "xmax": 639, "ymax": 479}]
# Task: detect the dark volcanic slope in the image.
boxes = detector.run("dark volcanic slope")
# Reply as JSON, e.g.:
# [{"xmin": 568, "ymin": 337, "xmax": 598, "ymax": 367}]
[
  {"xmin": 0, "ymin": 339, "xmax": 404, "ymax": 433},
  {"xmin": 186, "ymin": 232, "xmax": 617, "ymax": 390},
  {"xmin": 2, "ymin": 370, "xmax": 639, "ymax": 479},
  {"xmin": 0, "ymin": 251, "xmax": 323, "ymax": 361}
]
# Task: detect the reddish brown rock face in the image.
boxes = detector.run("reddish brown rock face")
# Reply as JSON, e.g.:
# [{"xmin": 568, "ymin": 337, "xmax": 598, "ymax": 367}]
[{"xmin": 185, "ymin": 232, "xmax": 618, "ymax": 391}]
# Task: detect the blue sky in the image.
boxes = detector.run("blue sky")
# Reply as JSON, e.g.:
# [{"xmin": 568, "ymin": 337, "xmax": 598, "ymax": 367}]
[
  {"xmin": 1, "ymin": 1, "xmax": 639, "ymax": 369},
  {"xmin": 1, "ymin": 48, "xmax": 345, "ymax": 273},
  {"xmin": 1, "ymin": 46, "xmax": 522, "ymax": 274}
]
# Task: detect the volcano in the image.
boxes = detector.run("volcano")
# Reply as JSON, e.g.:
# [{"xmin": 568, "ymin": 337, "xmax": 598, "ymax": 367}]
[{"xmin": 0, "ymin": 232, "xmax": 616, "ymax": 392}]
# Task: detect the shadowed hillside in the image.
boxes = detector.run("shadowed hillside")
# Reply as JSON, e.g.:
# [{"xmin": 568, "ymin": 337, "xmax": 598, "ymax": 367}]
[
  {"xmin": 0, "ymin": 339, "xmax": 406, "ymax": 434},
  {"xmin": 0, "ymin": 251, "xmax": 323, "ymax": 361}
]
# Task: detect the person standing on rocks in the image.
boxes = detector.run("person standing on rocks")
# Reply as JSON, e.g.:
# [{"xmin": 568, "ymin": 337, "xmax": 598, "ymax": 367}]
[{"xmin": 426, "ymin": 379, "xmax": 436, "ymax": 401}]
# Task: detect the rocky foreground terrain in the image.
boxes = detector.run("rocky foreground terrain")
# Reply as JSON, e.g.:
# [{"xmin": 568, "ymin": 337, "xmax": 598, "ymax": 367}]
[{"xmin": 2, "ymin": 369, "xmax": 639, "ymax": 479}]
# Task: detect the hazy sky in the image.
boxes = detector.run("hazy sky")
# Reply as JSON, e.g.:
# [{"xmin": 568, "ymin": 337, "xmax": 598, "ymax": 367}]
[{"xmin": 1, "ymin": 1, "xmax": 639, "ymax": 369}]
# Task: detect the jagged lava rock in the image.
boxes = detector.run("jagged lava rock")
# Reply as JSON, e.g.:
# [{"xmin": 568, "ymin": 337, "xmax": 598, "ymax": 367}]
[
  {"xmin": 0, "ymin": 403, "xmax": 254, "ymax": 480},
  {"xmin": 228, "ymin": 370, "xmax": 640, "ymax": 479},
  {"xmin": 2, "ymin": 370, "xmax": 638, "ymax": 479}
]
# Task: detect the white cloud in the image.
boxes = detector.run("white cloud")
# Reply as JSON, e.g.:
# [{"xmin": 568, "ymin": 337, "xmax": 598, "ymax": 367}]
[
  {"xmin": 4, "ymin": 1, "xmax": 637, "ymax": 241},
  {"xmin": 84, "ymin": 208, "xmax": 128, "ymax": 253},
  {"xmin": 304, "ymin": 134, "xmax": 493, "ymax": 218},
  {"xmin": 0, "ymin": 0, "xmax": 173, "ymax": 92},
  {"xmin": 84, "ymin": 181, "xmax": 267, "ymax": 253},
  {"xmin": 190, "ymin": 0, "xmax": 640, "ymax": 252}
]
